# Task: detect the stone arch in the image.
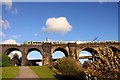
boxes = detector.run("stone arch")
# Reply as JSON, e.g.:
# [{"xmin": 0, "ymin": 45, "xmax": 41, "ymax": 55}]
[
  {"xmin": 26, "ymin": 48, "xmax": 43, "ymax": 66},
  {"xmin": 78, "ymin": 47, "xmax": 98, "ymax": 63},
  {"xmin": 109, "ymin": 46, "xmax": 120, "ymax": 53},
  {"xmin": 81, "ymin": 47, "xmax": 98, "ymax": 56},
  {"xmin": 52, "ymin": 47, "xmax": 68, "ymax": 57},
  {"xmin": 5, "ymin": 48, "xmax": 21, "ymax": 55},
  {"xmin": 5, "ymin": 48, "xmax": 22, "ymax": 66},
  {"xmin": 27, "ymin": 48, "xmax": 42, "ymax": 55}
]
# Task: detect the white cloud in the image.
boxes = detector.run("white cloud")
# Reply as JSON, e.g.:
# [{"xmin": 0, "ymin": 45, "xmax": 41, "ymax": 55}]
[
  {"xmin": 0, "ymin": 18, "xmax": 10, "ymax": 29},
  {"xmin": 0, "ymin": 31, "xmax": 6, "ymax": 37},
  {"xmin": 1, "ymin": 0, "xmax": 12, "ymax": 9},
  {"xmin": 1, "ymin": 0, "xmax": 18, "ymax": 14},
  {"xmin": 42, "ymin": 17, "xmax": 72, "ymax": 34},
  {"xmin": 1, "ymin": 39, "xmax": 19, "ymax": 44}
]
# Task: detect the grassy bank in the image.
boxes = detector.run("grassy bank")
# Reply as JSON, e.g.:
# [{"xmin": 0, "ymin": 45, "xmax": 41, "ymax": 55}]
[
  {"xmin": 2, "ymin": 67, "xmax": 19, "ymax": 79},
  {"xmin": 29, "ymin": 66, "xmax": 58, "ymax": 80}
]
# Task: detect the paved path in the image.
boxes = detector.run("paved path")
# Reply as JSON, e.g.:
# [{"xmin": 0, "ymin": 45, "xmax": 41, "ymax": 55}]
[{"xmin": 13, "ymin": 66, "xmax": 39, "ymax": 80}]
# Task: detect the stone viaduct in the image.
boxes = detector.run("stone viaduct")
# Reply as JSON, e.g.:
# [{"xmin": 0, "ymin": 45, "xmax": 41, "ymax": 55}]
[{"xmin": 1, "ymin": 41, "xmax": 120, "ymax": 66}]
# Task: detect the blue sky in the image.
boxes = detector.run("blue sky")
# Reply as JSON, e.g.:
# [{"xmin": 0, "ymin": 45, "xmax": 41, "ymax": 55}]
[
  {"xmin": 2, "ymin": 2, "xmax": 119, "ymax": 64},
  {"xmin": 2, "ymin": 2, "xmax": 118, "ymax": 42}
]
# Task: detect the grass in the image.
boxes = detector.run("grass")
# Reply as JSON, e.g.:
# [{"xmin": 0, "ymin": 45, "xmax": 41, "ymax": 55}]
[
  {"xmin": 0, "ymin": 67, "xmax": 2, "ymax": 79},
  {"xmin": 2, "ymin": 67, "xmax": 19, "ymax": 80},
  {"xmin": 29, "ymin": 66, "xmax": 58, "ymax": 80}
]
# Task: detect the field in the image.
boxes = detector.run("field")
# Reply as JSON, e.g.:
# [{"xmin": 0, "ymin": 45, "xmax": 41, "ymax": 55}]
[
  {"xmin": 2, "ymin": 67, "xmax": 19, "ymax": 80},
  {"xmin": 29, "ymin": 66, "xmax": 58, "ymax": 80},
  {"xmin": 1, "ymin": 66, "xmax": 61, "ymax": 80}
]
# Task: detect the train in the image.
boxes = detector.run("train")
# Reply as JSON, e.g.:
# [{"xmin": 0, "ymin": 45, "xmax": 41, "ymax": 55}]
[
  {"xmin": 24, "ymin": 41, "xmax": 43, "ymax": 45},
  {"xmin": 23, "ymin": 41, "xmax": 68, "ymax": 45},
  {"xmin": 23, "ymin": 40, "xmax": 118, "ymax": 45}
]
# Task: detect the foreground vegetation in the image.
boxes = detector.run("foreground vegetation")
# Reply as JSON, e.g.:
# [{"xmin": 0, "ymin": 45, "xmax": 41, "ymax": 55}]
[
  {"xmin": 0, "ymin": 54, "xmax": 12, "ymax": 67},
  {"xmin": 0, "ymin": 53, "xmax": 22, "ymax": 67},
  {"xmin": 54, "ymin": 57, "xmax": 85, "ymax": 80},
  {"xmin": 53, "ymin": 48, "xmax": 120, "ymax": 80},
  {"xmin": 29, "ymin": 66, "xmax": 57, "ymax": 80},
  {"xmin": 2, "ymin": 67, "xmax": 19, "ymax": 79}
]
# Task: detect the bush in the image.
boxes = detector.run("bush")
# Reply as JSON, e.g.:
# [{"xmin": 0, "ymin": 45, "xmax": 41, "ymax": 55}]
[
  {"xmin": 54, "ymin": 57, "xmax": 85, "ymax": 80},
  {"xmin": 11, "ymin": 53, "xmax": 21, "ymax": 66},
  {"xmin": 0, "ymin": 54, "xmax": 12, "ymax": 67}
]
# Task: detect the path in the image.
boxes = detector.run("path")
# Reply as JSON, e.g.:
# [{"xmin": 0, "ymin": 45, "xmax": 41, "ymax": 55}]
[{"xmin": 13, "ymin": 66, "xmax": 39, "ymax": 80}]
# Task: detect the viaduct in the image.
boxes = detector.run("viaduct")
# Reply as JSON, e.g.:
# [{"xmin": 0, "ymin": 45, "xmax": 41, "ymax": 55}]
[{"xmin": 1, "ymin": 41, "xmax": 120, "ymax": 66}]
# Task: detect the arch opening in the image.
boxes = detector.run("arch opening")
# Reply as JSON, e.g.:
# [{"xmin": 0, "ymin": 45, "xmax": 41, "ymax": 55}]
[
  {"xmin": 53, "ymin": 47, "xmax": 68, "ymax": 57},
  {"xmin": 79, "ymin": 51, "xmax": 92, "ymax": 64},
  {"xmin": 79, "ymin": 48, "xmax": 98, "ymax": 67},
  {"xmin": 52, "ymin": 47, "xmax": 68, "ymax": 65},
  {"xmin": 27, "ymin": 48, "xmax": 42, "ymax": 66},
  {"xmin": 8, "ymin": 50, "xmax": 22, "ymax": 66}
]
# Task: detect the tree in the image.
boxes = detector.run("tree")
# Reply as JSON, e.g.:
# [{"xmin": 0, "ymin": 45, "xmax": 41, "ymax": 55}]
[
  {"xmin": 11, "ymin": 53, "xmax": 21, "ymax": 66},
  {"xmin": 54, "ymin": 57, "xmax": 85, "ymax": 80},
  {"xmin": 86, "ymin": 48, "xmax": 120, "ymax": 79},
  {"xmin": 0, "ymin": 54, "xmax": 12, "ymax": 67}
]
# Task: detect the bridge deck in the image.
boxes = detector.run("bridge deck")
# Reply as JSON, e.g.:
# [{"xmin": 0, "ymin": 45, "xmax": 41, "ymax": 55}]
[{"xmin": 28, "ymin": 56, "xmax": 92, "ymax": 62}]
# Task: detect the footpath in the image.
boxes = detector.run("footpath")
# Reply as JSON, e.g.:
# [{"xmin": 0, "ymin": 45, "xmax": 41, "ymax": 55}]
[{"xmin": 13, "ymin": 66, "xmax": 39, "ymax": 80}]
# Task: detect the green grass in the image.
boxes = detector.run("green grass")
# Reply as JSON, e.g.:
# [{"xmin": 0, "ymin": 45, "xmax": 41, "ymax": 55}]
[
  {"xmin": 2, "ymin": 67, "xmax": 19, "ymax": 79},
  {"xmin": 29, "ymin": 66, "xmax": 58, "ymax": 80}
]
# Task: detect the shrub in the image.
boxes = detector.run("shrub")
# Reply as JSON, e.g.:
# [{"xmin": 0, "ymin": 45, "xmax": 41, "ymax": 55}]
[
  {"xmin": 54, "ymin": 57, "xmax": 85, "ymax": 80},
  {"xmin": 0, "ymin": 54, "xmax": 12, "ymax": 67},
  {"xmin": 11, "ymin": 53, "xmax": 21, "ymax": 66}
]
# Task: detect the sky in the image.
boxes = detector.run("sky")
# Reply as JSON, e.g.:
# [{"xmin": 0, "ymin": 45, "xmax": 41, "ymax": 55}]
[
  {"xmin": 2, "ymin": 2, "xmax": 118, "ymax": 42},
  {"xmin": 1, "ymin": 1, "xmax": 119, "ymax": 64}
]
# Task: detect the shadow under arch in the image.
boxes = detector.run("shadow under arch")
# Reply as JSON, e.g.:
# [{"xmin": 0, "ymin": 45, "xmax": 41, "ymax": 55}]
[
  {"xmin": 5, "ymin": 48, "xmax": 21, "ymax": 55},
  {"xmin": 109, "ymin": 46, "xmax": 120, "ymax": 53},
  {"xmin": 82, "ymin": 47, "xmax": 98, "ymax": 56},
  {"xmin": 53, "ymin": 47, "xmax": 68, "ymax": 57}
]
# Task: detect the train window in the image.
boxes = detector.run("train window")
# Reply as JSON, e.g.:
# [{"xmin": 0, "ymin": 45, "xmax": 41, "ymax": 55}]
[{"xmin": 33, "ymin": 42, "xmax": 35, "ymax": 44}]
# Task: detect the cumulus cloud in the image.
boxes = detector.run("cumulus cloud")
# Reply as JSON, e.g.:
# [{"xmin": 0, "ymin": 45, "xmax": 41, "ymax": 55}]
[
  {"xmin": 0, "ymin": 18, "xmax": 10, "ymax": 29},
  {"xmin": 1, "ymin": 39, "xmax": 19, "ymax": 44},
  {"xmin": 42, "ymin": 17, "xmax": 72, "ymax": 34},
  {"xmin": 1, "ymin": 0, "xmax": 18, "ymax": 14},
  {"xmin": 1, "ymin": 0, "xmax": 12, "ymax": 8},
  {"xmin": 0, "ymin": 31, "xmax": 6, "ymax": 37}
]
